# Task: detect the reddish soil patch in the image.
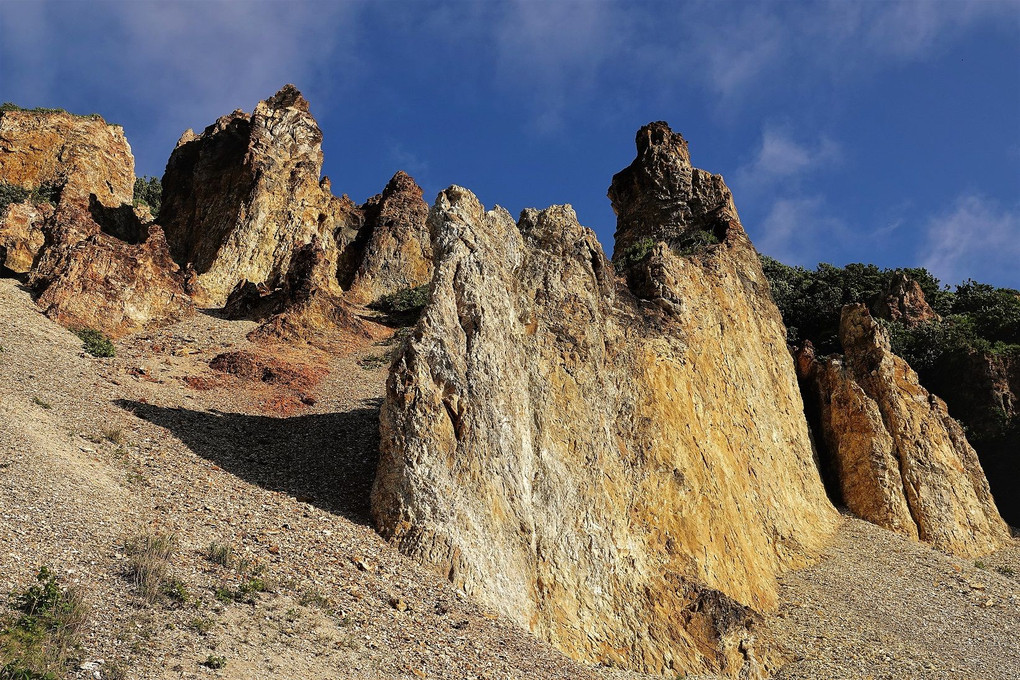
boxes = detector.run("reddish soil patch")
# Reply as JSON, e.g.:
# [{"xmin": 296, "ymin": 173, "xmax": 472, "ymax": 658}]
[{"xmin": 208, "ymin": 350, "xmax": 327, "ymax": 392}]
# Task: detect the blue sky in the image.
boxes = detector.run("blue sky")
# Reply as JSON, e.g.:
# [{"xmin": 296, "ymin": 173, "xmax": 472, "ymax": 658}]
[{"xmin": 2, "ymin": 0, "xmax": 1018, "ymax": 287}]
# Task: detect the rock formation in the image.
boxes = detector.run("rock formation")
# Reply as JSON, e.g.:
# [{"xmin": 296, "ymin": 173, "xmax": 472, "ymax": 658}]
[
  {"xmin": 0, "ymin": 108, "xmax": 134, "ymax": 207},
  {"xmin": 343, "ymin": 171, "xmax": 432, "ymax": 304},
  {"xmin": 373, "ymin": 123, "xmax": 838, "ymax": 676},
  {"xmin": 28, "ymin": 202, "xmax": 192, "ymax": 339},
  {"xmin": 160, "ymin": 85, "xmax": 355, "ymax": 307},
  {"xmin": 870, "ymin": 271, "xmax": 939, "ymax": 326},
  {"xmin": 0, "ymin": 107, "xmax": 193, "ymax": 336},
  {"xmin": 798, "ymin": 304, "xmax": 1010, "ymax": 556},
  {"xmin": 0, "ymin": 200, "xmax": 52, "ymax": 273},
  {"xmin": 922, "ymin": 348, "xmax": 1019, "ymax": 525},
  {"xmin": 225, "ymin": 237, "xmax": 377, "ymax": 350}
]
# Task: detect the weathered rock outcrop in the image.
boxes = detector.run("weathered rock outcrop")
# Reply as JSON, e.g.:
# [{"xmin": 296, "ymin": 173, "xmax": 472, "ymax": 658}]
[
  {"xmin": 0, "ymin": 108, "xmax": 193, "ymax": 336},
  {"xmin": 343, "ymin": 171, "xmax": 432, "ymax": 304},
  {"xmin": 0, "ymin": 200, "xmax": 53, "ymax": 273},
  {"xmin": 160, "ymin": 85, "xmax": 352, "ymax": 306},
  {"xmin": 225, "ymin": 237, "xmax": 376, "ymax": 350},
  {"xmin": 798, "ymin": 304, "xmax": 1010, "ymax": 556},
  {"xmin": 870, "ymin": 272, "xmax": 939, "ymax": 326},
  {"xmin": 923, "ymin": 348, "xmax": 1020, "ymax": 525},
  {"xmin": 28, "ymin": 202, "xmax": 192, "ymax": 338},
  {"xmin": 373, "ymin": 124, "xmax": 838, "ymax": 676},
  {"xmin": 0, "ymin": 108, "xmax": 133, "ymax": 272},
  {"xmin": 0, "ymin": 109, "xmax": 134, "ymax": 206}
]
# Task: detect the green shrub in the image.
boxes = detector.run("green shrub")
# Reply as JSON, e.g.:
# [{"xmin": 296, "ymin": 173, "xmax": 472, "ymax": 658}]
[
  {"xmin": 132, "ymin": 176, "xmax": 162, "ymax": 218},
  {"xmin": 613, "ymin": 237, "xmax": 657, "ymax": 269},
  {"xmin": 74, "ymin": 329, "xmax": 115, "ymax": 358},
  {"xmin": 0, "ymin": 182, "xmax": 61, "ymax": 215},
  {"xmin": 0, "ymin": 567, "xmax": 88, "ymax": 678},
  {"xmin": 202, "ymin": 655, "xmax": 227, "ymax": 669},
  {"xmin": 0, "ymin": 102, "xmax": 104, "ymax": 122},
  {"xmin": 674, "ymin": 228, "xmax": 721, "ymax": 256},
  {"xmin": 370, "ymin": 285, "xmax": 430, "ymax": 325}
]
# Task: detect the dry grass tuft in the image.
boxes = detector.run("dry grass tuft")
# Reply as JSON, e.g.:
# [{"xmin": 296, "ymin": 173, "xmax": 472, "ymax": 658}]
[{"xmin": 124, "ymin": 533, "xmax": 177, "ymax": 602}]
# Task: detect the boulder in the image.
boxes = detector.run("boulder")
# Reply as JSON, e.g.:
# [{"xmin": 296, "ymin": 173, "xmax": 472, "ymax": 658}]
[
  {"xmin": 372, "ymin": 123, "xmax": 837, "ymax": 676},
  {"xmin": 799, "ymin": 304, "xmax": 1010, "ymax": 555},
  {"xmin": 160, "ymin": 85, "xmax": 353, "ymax": 306}
]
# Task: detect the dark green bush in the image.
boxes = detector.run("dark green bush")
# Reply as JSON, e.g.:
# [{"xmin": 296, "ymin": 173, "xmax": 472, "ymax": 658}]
[
  {"xmin": 0, "ymin": 567, "xmax": 87, "ymax": 679},
  {"xmin": 613, "ymin": 237, "xmax": 657, "ymax": 269},
  {"xmin": 0, "ymin": 102, "xmax": 103, "ymax": 121},
  {"xmin": 370, "ymin": 285, "xmax": 430, "ymax": 325},
  {"xmin": 133, "ymin": 176, "xmax": 162, "ymax": 218},
  {"xmin": 0, "ymin": 182, "xmax": 61, "ymax": 215},
  {"xmin": 74, "ymin": 329, "xmax": 115, "ymax": 358}
]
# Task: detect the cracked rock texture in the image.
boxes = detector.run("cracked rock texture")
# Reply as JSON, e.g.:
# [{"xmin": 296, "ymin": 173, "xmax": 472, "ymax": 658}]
[
  {"xmin": 373, "ymin": 122, "xmax": 838, "ymax": 677},
  {"xmin": 160, "ymin": 85, "xmax": 353, "ymax": 307},
  {"xmin": 0, "ymin": 109, "xmax": 134, "ymax": 206},
  {"xmin": 0, "ymin": 200, "xmax": 52, "ymax": 273},
  {"xmin": 870, "ymin": 272, "xmax": 939, "ymax": 327},
  {"xmin": 799, "ymin": 304, "xmax": 1010, "ymax": 557}
]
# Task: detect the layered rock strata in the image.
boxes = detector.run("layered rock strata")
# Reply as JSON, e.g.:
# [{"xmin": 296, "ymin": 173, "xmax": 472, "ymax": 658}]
[
  {"xmin": 798, "ymin": 304, "xmax": 1010, "ymax": 556},
  {"xmin": 160, "ymin": 85, "xmax": 353, "ymax": 306},
  {"xmin": 373, "ymin": 123, "xmax": 838, "ymax": 676}
]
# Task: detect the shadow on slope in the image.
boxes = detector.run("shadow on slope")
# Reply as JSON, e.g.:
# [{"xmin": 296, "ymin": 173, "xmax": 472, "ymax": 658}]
[{"xmin": 115, "ymin": 398, "xmax": 381, "ymax": 526}]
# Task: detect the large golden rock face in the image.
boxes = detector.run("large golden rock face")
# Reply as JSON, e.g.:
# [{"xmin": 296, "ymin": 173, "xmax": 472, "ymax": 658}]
[
  {"xmin": 0, "ymin": 108, "xmax": 192, "ymax": 336},
  {"xmin": 372, "ymin": 124, "xmax": 838, "ymax": 677},
  {"xmin": 0, "ymin": 109, "xmax": 134, "ymax": 207}
]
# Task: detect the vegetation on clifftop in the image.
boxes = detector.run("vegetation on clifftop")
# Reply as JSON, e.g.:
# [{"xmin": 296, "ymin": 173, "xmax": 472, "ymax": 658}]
[{"xmin": 760, "ymin": 256, "xmax": 1019, "ymax": 367}]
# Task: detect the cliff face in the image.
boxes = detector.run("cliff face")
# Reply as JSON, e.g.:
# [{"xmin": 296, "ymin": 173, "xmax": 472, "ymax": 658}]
[
  {"xmin": 373, "ymin": 124, "xmax": 838, "ymax": 676},
  {"xmin": 0, "ymin": 109, "xmax": 134, "ymax": 207},
  {"xmin": 0, "ymin": 109, "xmax": 134, "ymax": 273},
  {"xmin": 921, "ymin": 347, "xmax": 1020, "ymax": 525},
  {"xmin": 0, "ymin": 109, "xmax": 192, "ymax": 336},
  {"xmin": 160, "ymin": 85, "xmax": 351, "ymax": 306},
  {"xmin": 799, "ymin": 304, "xmax": 1010, "ymax": 556}
]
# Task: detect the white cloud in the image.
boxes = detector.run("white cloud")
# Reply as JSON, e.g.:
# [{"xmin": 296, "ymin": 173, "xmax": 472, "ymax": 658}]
[
  {"xmin": 493, "ymin": 0, "xmax": 631, "ymax": 133},
  {"xmin": 0, "ymin": 0, "xmax": 362, "ymax": 171},
  {"xmin": 753, "ymin": 195, "xmax": 847, "ymax": 265},
  {"xmin": 736, "ymin": 127, "xmax": 840, "ymax": 192},
  {"xmin": 919, "ymin": 194, "xmax": 1020, "ymax": 287}
]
